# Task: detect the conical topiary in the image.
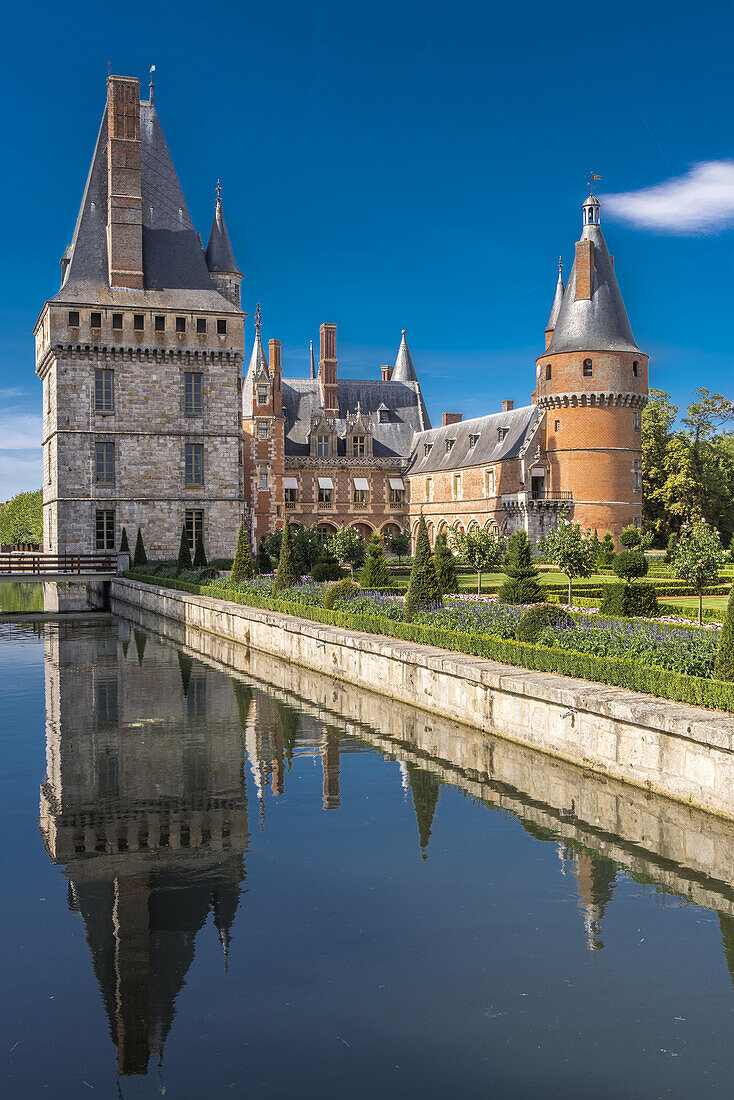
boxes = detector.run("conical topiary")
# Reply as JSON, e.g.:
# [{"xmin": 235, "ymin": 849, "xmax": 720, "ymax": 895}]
[
  {"xmin": 119, "ymin": 526, "xmax": 130, "ymax": 554},
  {"xmin": 498, "ymin": 530, "xmax": 544, "ymax": 604},
  {"xmin": 715, "ymin": 587, "xmax": 734, "ymax": 681},
  {"xmin": 404, "ymin": 513, "xmax": 441, "ymax": 620},
  {"xmin": 133, "ymin": 527, "xmax": 147, "ymax": 567},
  {"xmin": 274, "ymin": 516, "xmax": 300, "ymax": 591},
  {"xmin": 231, "ymin": 522, "xmax": 254, "ymax": 582},
  {"xmin": 311, "ymin": 544, "xmax": 343, "ymax": 582},
  {"xmin": 598, "ymin": 532, "xmax": 615, "ymax": 567},
  {"xmin": 177, "ymin": 523, "xmax": 192, "ymax": 572},
  {"xmin": 193, "ymin": 529, "xmax": 207, "ymax": 568},
  {"xmin": 359, "ymin": 534, "xmax": 391, "ymax": 587},
  {"xmin": 256, "ymin": 537, "xmax": 272, "ymax": 574},
  {"xmin": 433, "ymin": 530, "xmax": 458, "ymax": 594}
]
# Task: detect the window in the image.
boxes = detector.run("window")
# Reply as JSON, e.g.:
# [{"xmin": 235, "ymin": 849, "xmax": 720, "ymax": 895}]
[
  {"xmin": 484, "ymin": 468, "xmax": 495, "ymax": 497},
  {"xmin": 258, "ymin": 464, "xmax": 268, "ymax": 490},
  {"xmin": 633, "ymin": 410, "xmax": 641, "ymax": 432},
  {"xmin": 633, "ymin": 515, "xmax": 642, "ymax": 528},
  {"xmin": 318, "ymin": 487, "xmax": 333, "ymax": 506},
  {"xmin": 545, "ymin": 363, "xmax": 552, "ymax": 380},
  {"xmin": 68, "ymin": 310, "xmax": 80, "ymax": 327},
  {"xmin": 633, "ymin": 458, "xmax": 642, "ymax": 493},
  {"xmin": 424, "ymin": 443, "xmax": 433, "ymax": 457},
  {"xmin": 285, "ymin": 485, "xmax": 298, "ymax": 503},
  {"xmin": 446, "ymin": 438, "xmax": 455, "ymax": 453},
  {"xmin": 46, "ymin": 379, "xmax": 50, "ymax": 415},
  {"xmin": 555, "ymin": 419, "xmax": 560, "ymax": 432},
  {"xmin": 176, "ymin": 316, "xmax": 186, "ymax": 333},
  {"xmin": 498, "ymin": 427, "xmax": 509, "ymax": 442},
  {"xmin": 317, "ymin": 434, "xmax": 330, "ymax": 457},
  {"xmin": 47, "ymin": 445, "xmax": 51, "ymax": 485},
  {"xmin": 185, "ymin": 443, "xmax": 203, "ymax": 487},
  {"xmin": 155, "ymin": 315, "xmax": 165, "ymax": 332},
  {"xmin": 633, "ymin": 361, "xmax": 639, "ymax": 378},
  {"xmin": 217, "ymin": 319, "xmax": 227, "ymax": 335},
  {"xmin": 90, "ymin": 311, "xmax": 101, "ymax": 329},
  {"xmin": 379, "ymin": 409, "xmax": 389, "ymax": 423},
  {"xmin": 353, "ymin": 487, "xmax": 367, "ymax": 506},
  {"xmin": 256, "ymin": 420, "xmax": 268, "ymax": 439},
  {"xmin": 257, "ymin": 386, "xmax": 268, "ymax": 406},
  {"xmin": 468, "ymin": 434, "xmax": 479, "ymax": 449},
  {"xmin": 95, "ymin": 509, "xmax": 115, "ymax": 550},
  {"xmin": 583, "ymin": 358, "xmax": 593, "ymax": 377},
  {"xmin": 389, "ymin": 487, "xmax": 404, "ymax": 504},
  {"xmin": 316, "ymin": 524, "xmax": 333, "ymax": 541},
  {"xmin": 185, "ymin": 509, "xmax": 203, "ymax": 552},
  {"xmin": 196, "ymin": 318, "xmax": 207, "ymax": 334},
  {"xmin": 425, "ymin": 476, "xmax": 433, "ymax": 502},
  {"xmin": 185, "ymin": 372, "xmax": 202, "ymax": 416},
  {"xmin": 95, "ymin": 441, "xmax": 115, "ymax": 485},
  {"xmin": 453, "ymin": 473, "xmax": 462, "ymax": 499},
  {"xmin": 96, "ymin": 683, "xmax": 118, "ymax": 729},
  {"xmin": 133, "ymin": 314, "xmax": 144, "ymax": 331},
  {"xmin": 352, "ymin": 435, "xmax": 366, "ymax": 457},
  {"xmin": 94, "ymin": 369, "xmax": 114, "ymax": 412},
  {"xmin": 112, "ymin": 313, "xmax": 123, "ymax": 330}
]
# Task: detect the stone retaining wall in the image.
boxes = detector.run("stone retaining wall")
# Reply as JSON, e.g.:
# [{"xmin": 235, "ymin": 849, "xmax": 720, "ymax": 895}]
[{"xmin": 111, "ymin": 578, "xmax": 734, "ymax": 820}]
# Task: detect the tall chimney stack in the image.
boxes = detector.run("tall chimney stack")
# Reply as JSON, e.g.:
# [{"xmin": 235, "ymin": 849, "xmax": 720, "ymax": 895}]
[
  {"xmin": 501, "ymin": 399, "xmax": 514, "ymax": 413},
  {"xmin": 319, "ymin": 323, "xmax": 339, "ymax": 412},
  {"xmin": 442, "ymin": 412, "xmax": 463, "ymax": 426},
  {"xmin": 106, "ymin": 75, "xmax": 144, "ymax": 289},
  {"xmin": 269, "ymin": 339, "xmax": 282, "ymax": 414},
  {"xmin": 574, "ymin": 239, "xmax": 594, "ymax": 301}
]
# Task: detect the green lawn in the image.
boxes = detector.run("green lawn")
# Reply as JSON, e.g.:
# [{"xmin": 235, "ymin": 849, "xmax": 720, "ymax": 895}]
[
  {"xmin": 660, "ymin": 595, "xmax": 729, "ymax": 612},
  {"xmin": 454, "ymin": 570, "xmax": 618, "ymax": 593}
]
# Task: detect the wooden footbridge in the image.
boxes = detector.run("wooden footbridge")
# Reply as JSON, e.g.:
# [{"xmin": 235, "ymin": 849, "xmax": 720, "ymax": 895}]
[{"xmin": 0, "ymin": 552, "xmax": 118, "ymax": 583}]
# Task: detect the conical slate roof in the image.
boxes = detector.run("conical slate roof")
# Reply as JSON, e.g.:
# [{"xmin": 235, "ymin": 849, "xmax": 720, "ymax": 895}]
[
  {"xmin": 547, "ymin": 214, "xmax": 641, "ymax": 355},
  {"xmin": 205, "ymin": 191, "xmax": 241, "ymax": 275},
  {"xmin": 242, "ymin": 305, "xmax": 269, "ymax": 417},
  {"xmin": 545, "ymin": 259, "xmax": 565, "ymax": 333},
  {"xmin": 391, "ymin": 330, "xmax": 418, "ymax": 382}
]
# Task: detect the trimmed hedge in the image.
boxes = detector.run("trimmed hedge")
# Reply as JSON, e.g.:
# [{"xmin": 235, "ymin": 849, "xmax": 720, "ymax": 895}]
[{"xmin": 122, "ymin": 571, "xmax": 734, "ymax": 712}]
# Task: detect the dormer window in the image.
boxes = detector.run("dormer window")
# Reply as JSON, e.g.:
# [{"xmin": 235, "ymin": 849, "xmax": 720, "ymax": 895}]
[
  {"xmin": 497, "ymin": 427, "xmax": 509, "ymax": 442},
  {"xmin": 379, "ymin": 409, "xmax": 389, "ymax": 423},
  {"xmin": 468, "ymin": 434, "xmax": 479, "ymax": 449},
  {"xmin": 317, "ymin": 434, "xmax": 330, "ymax": 458},
  {"xmin": 446, "ymin": 438, "xmax": 455, "ymax": 453},
  {"xmin": 351, "ymin": 435, "xmax": 366, "ymax": 457},
  {"xmin": 257, "ymin": 386, "xmax": 268, "ymax": 406},
  {"xmin": 424, "ymin": 443, "xmax": 433, "ymax": 457}
]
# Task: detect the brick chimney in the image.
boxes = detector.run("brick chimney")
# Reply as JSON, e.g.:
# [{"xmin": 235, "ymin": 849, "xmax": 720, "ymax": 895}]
[
  {"xmin": 574, "ymin": 239, "xmax": 594, "ymax": 301},
  {"xmin": 269, "ymin": 339, "xmax": 282, "ymax": 414},
  {"xmin": 106, "ymin": 75, "xmax": 144, "ymax": 289},
  {"xmin": 319, "ymin": 323, "xmax": 339, "ymax": 412},
  {"xmin": 442, "ymin": 413, "xmax": 463, "ymax": 426},
  {"xmin": 501, "ymin": 399, "xmax": 514, "ymax": 413},
  {"xmin": 381, "ymin": 365, "xmax": 393, "ymax": 381}
]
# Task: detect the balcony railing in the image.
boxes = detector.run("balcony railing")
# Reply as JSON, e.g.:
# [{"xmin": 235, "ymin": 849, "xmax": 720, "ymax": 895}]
[
  {"xmin": 501, "ymin": 489, "xmax": 573, "ymax": 507},
  {"xmin": 284, "ymin": 501, "xmax": 297, "ymax": 510},
  {"xmin": 317, "ymin": 501, "xmax": 333, "ymax": 510}
]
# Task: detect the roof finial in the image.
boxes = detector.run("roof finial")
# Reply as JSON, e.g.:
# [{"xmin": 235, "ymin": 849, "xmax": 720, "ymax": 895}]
[
  {"xmin": 254, "ymin": 303, "xmax": 262, "ymax": 334},
  {"xmin": 149, "ymin": 64, "xmax": 155, "ymax": 104},
  {"xmin": 558, "ymin": 255, "xmax": 563, "ymax": 274},
  {"xmin": 216, "ymin": 178, "xmax": 222, "ymax": 205},
  {"xmin": 587, "ymin": 171, "xmax": 602, "ymax": 195}
]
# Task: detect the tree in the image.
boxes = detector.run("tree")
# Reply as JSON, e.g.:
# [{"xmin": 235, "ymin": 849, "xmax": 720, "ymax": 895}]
[
  {"xmin": 327, "ymin": 527, "xmax": 366, "ymax": 576},
  {"xmin": 404, "ymin": 514, "xmax": 441, "ymax": 619},
  {"xmin": 589, "ymin": 528, "xmax": 601, "ymax": 563},
  {"xmin": 598, "ymin": 532, "xmax": 616, "ymax": 567},
  {"xmin": 176, "ymin": 524, "xmax": 192, "ymax": 571},
  {"xmin": 133, "ymin": 527, "xmax": 147, "ymax": 567},
  {"xmin": 619, "ymin": 526, "xmax": 642, "ymax": 549},
  {"xmin": 670, "ymin": 520, "xmax": 725, "ymax": 626},
  {"xmin": 193, "ymin": 529, "xmax": 207, "ymax": 568},
  {"xmin": 119, "ymin": 526, "xmax": 130, "ymax": 554},
  {"xmin": 0, "ymin": 489, "xmax": 43, "ymax": 547},
  {"xmin": 714, "ymin": 587, "xmax": 734, "ymax": 682},
  {"xmin": 498, "ymin": 530, "xmax": 544, "ymax": 604},
  {"xmin": 256, "ymin": 537, "xmax": 272, "ymax": 574},
  {"xmin": 292, "ymin": 525, "xmax": 322, "ymax": 575},
  {"xmin": 642, "ymin": 388, "xmax": 678, "ymax": 543},
  {"xmin": 359, "ymin": 533, "xmax": 391, "ymax": 587},
  {"xmin": 539, "ymin": 520, "xmax": 594, "ymax": 605},
  {"xmin": 386, "ymin": 529, "xmax": 410, "ymax": 563},
  {"xmin": 433, "ymin": 531, "xmax": 458, "ymax": 594},
  {"xmin": 274, "ymin": 516, "xmax": 300, "ymax": 591},
  {"xmin": 311, "ymin": 544, "xmax": 343, "ymax": 582},
  {"xmin": 612, "ymin": 550, "xmax": 648, "ymax": 584},
  {"xmin": 231, "ymin": 522, "xmax": 254, "ymax": 582},
  {"xmin": 451, "ymin": 527, "xmax": 506, "ymax": 594}
]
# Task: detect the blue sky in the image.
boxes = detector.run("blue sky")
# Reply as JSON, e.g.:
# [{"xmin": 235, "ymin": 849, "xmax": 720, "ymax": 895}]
[{"xmin": 3, "ymin": 0, "xmax": 734, "ymax": 496}]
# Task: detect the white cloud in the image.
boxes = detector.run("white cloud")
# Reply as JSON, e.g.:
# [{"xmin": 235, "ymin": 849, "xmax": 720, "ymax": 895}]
[
  {"xmin": 0, "ymin": 413, "xmax": 40, "ymax": 450},
  {"xmin": 603, "ymin": 161, "xmax": 734, "ymax": 234}
]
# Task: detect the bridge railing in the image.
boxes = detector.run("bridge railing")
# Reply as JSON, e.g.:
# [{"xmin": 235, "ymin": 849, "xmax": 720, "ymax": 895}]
[{"xmin": 0, "ymin": 552, "xmax": 117, "ymax": 576}]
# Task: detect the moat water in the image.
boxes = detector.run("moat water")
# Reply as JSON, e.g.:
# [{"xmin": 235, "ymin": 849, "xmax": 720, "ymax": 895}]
[{"xmin": 4, "ymin": 590, "xmax": 734, "ymax": 1097}]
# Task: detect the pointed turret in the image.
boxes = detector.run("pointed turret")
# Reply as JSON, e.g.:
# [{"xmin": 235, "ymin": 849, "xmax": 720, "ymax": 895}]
[
  {"xmin": 308, "ymin": 340, "xmax": 317, "ymax": 380},
  {"xmin": 242, "ymin": 304, "xmax": 269, "ymax": 418},
  {"xmin": 391, "ymin": 330, "xmax": 418, "ymax": 383},
  {"xmin": 544, "ymin": 257, "xmax": 565, "ymax": 348},
  {"xmin": 205, "ymin": 181, "xmax": 242, "ymax": 306}
]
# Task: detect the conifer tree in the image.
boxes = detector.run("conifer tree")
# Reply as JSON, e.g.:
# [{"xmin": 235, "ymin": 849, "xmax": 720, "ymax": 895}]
[
  {"xmin": 119, "ymin": 526, "xmax": 130, "ymax": 554},
  {"xmin": 193, "ymin": 529, "xmax": 207, "ymax": 568},
  {"xmin": 133, "ymin": 527, "xmax": 147, "ymax": 567},
  {"xmin": 433, "ymin": 530, "xmax": 458, "ymax": 594},
  {"xmin": 177, "ymin": 523, "xmax": 192, "ymax": 571},
  {"xmin": 498, "ymin": 531, "xmax": 544, "ymax": 604},
  {"xmin": 231, "ymin": 522, "xmax": 254, "ymax": 582},
  {"xmin": 715, "ymin": 586, "xmax": 734, "ymax": 681},
  {"xmin": 311, "ymin": 544, "xmax": 343, "ymax": 582},
  {"xmin": 274, "ymin": 516, "xmax": 300, "ymax": 591},
  {"xmin": 256, "ymin": 537, "xmax": 272, "ymax": 574},
  {"xmin": 404, "ymin": 513, "xmax": 441, "ymax": 620},
  {"xmin": 359, "ymin": 533, "xmax": 392, "ymax": 587},
  {"xmin": 598, "ymin": 532, "xmax": 616, "ymax": 567}
]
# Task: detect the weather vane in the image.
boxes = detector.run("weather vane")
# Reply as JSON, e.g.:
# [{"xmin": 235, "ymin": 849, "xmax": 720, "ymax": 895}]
[
  {"xmin": 587, "ymin": 172, "xmax": 602, "ymax": 194},
  {"xmin": 254, "ymin": 303, "xmax": 262, "ymax": 333}
]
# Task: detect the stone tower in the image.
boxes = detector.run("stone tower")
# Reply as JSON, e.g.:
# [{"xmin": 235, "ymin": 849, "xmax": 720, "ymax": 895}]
[
  {"xmin": 35, "ymin": 74, "xmax": 245, "ymax": 558},
  {"xmin": 535, "ymin": 193, "xmax": 648, "ymax": 539}
]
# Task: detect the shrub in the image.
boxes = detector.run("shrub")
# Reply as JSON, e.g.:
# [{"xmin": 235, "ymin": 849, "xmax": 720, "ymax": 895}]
[
  {"xmin": 612, "ymin": 550, "xmax": 648, "ymax": 583},
  {"xmin": 256, "ymin": 537, "xmax": 272, "ymax": 574},
  {"xmin": 665, "ymin": 531, "xmax": 679, "ymax": 564},
  {"xmin": 714, "ymin": 587, "xmax": 734, "ymax": 681},
  {"xmin": 597, "ymin": 532, "xmax": 616, "ymax": 568},
  {"xmin": 433, "ymin": 531, "xmax": 458, "ymax": 594},
  {"xmin": 404, "ymin": 514, "xmax": 441, "ymax": 619},
  {"xmin": 119, "ymin": 527, "xmax": 130, "ymax": 554},
  {"xmin": 324, "ymin": 578, "xmax": 359, "ymax": 609},
  {"xmin": 600, "ymin": 581, "xmax": 659, "ymax": 617},
  {"xmin": 619, "ymin": 525, "xmax": 642, "ymax": 549},
  {"xmin": 176, "ymin": 524, "xmax": 192, "ymax": 571},
  {"xmin": 133, "ymin": 527, "xmax": 148, "ymax": 567},
  {"xmin": 193, "ymin": 530, "xmax": 207, "ymax": 569},
  {"xmin": 231, "ymin": 523, "xmax": 254, "ymax": 583},
  {"xmin": 359, "ymin": 534, "xmax": 392, "ymax": 588},
  {"xmin": 539, "ymin": 520, "xmax": 594, "ymax": 604},
  {"xmin": 274, "ymin": 516, "xmax": 300, "ymax": 592},
  {"xmin": 498, "ymin": 531, "xmax": 544, "ymax": 604},
  {"xmin": 515, "ymin": 603, "xmax": 575, "ymax": 643},
  {"xmin": 386, "ymin": 529, "xmax": 410, "ymax": 562},
  {"xmin": 311, "ymin": 545, "xmax": 343, "ymax": 582}
]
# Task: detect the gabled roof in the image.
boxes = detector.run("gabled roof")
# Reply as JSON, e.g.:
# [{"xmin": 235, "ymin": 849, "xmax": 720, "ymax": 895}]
[
  {"xmin": 407, "ymin": 404, "xmax": 539, "ymax": 474},
  {"xmin": 205, "ymin": 193, "xmax": 241, "ymax": 275}
]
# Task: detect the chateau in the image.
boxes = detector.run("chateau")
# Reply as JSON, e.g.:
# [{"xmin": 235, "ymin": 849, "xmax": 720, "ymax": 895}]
[{"xmin": 37, "ymin": 74, "xmax": 647, "ymax": 557}]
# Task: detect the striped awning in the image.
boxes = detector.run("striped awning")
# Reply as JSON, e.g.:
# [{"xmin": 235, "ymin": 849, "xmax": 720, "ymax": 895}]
[
  {"xmin": 389, "ymin": 477, "xmax": 404, "ymax": 490},
  {"xmin": 353, "ymin": 477, "xmax": 369, "ymax": 491},
  {"xmin": 283, "ymin": 477, "xmax": 299, "ymax": 489},
  {"xmin": 318, "ymin": 476, "xmax": 334, "ymax": 489}
]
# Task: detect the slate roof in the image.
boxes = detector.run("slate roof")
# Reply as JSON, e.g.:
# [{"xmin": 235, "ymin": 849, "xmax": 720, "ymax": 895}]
[
  {"xmin": 242, "ymin": 332, "xmax": 269, "ymax": 417},
  {"xmin": 545, "ymin": 262, "xmax": 565, "ymax": 333},
  {"xmin": 406, "ymin": 404, "xmax": 539, "ymax": 475},
  {"xmin": 53, "ymin": 101, "xmax": 239, "ymax": 312},
  {"xmin": 391, "ymin": 331, "xmax": 418, "ymax": 382},
  {"xmin": 205, "ymin": 198, "xmax": 241, "ymax": 275},
  {"xmin": 547, "ymin": 219, "xmax": 640, "ymax": 355}
]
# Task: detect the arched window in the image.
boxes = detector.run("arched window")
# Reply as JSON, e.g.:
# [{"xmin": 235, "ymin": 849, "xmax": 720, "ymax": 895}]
[
  {"xmin": 545, "ymin": 363, "xmax": 552, "ymax": 380},
  {"xmin": 583, "ymin": 358, "xmax": 593, "ymax": 377}
]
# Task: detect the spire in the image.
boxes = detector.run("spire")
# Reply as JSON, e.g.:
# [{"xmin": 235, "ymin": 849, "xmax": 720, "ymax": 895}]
[
  {"xmin": 545, "ymin": 256, "xmax": 565, "ymax": 334},
  {"xmin": 308, "ymin": 339, "xmax": 316, "ymax": 380},
  {"xmin": 391, "ymin": 330, "xmax": 418, "ymax": 383},
  {"xmin": 205, "ymin": 181, "xmax": 241, "ymax": 275},
  {"xmin": 546, "ymin": 193, "xmax": 641, "ymax": 355},
  {"xmin": 247, "ymin": 304, "xmax": 268, "ymax": 376}
]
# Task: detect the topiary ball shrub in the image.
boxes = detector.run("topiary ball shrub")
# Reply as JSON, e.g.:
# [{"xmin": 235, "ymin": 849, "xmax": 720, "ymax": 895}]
[
  {"xmin": 612, "ymin": 550, "xmax": 648, "ymax": 583},
  {"xmin": 323, "ymin": 578, "xmax": 359, "ymax": 609},
  {"xmin": 600, "ymin": 581, "xmax": 659, "ymax": 618},
  {"xmin": 515, "ymin": 603, "xmax": 575, "ymax": 644}
]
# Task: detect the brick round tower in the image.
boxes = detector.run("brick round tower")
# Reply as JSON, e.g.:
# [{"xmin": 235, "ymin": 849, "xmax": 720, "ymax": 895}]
[{"xmin": 535, "ymin": 193, "xmax": 648, "ymax": 540}]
